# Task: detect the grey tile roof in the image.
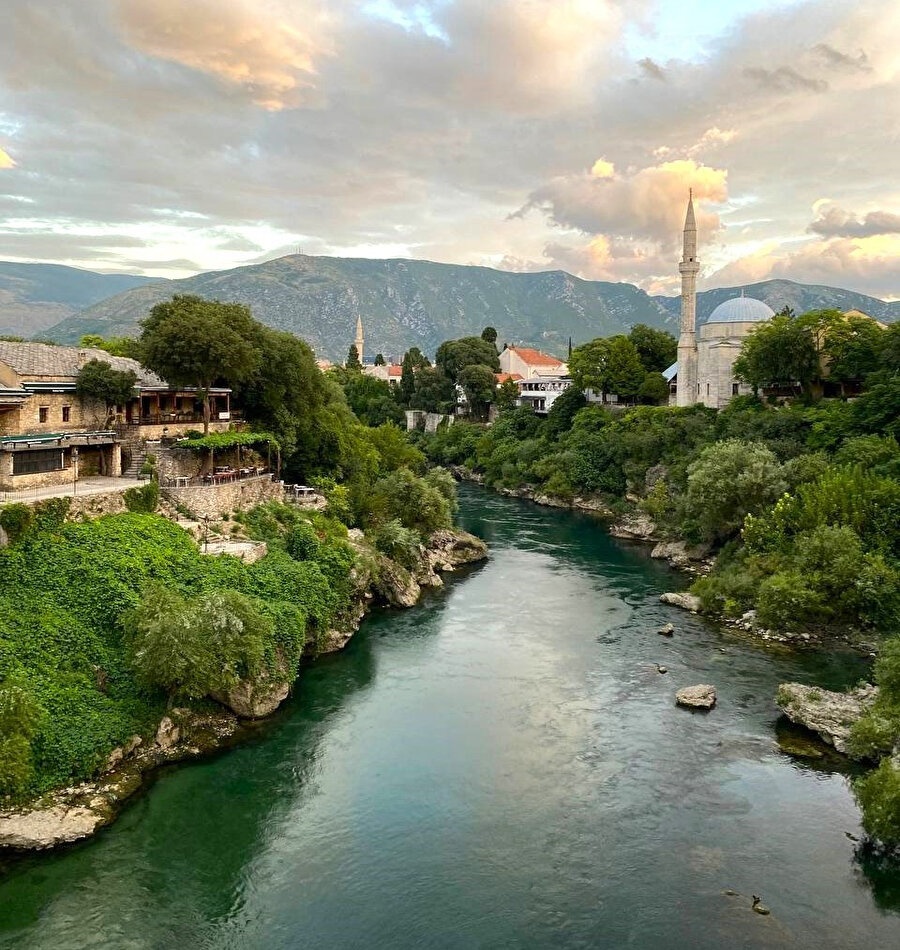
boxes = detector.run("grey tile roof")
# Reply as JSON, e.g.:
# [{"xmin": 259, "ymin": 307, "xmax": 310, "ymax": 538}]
[{"xmin": 0, "ymin": 342, "xmax": 164, "ymax": 387}]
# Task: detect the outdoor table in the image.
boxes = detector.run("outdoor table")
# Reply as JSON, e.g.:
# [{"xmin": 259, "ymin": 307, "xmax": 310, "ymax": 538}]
[{"xmin": 173, "ymin": 476, "xmax": 189, "ymax": 487}]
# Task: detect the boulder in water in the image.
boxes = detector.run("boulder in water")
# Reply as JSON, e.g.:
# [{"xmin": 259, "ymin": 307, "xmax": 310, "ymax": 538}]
[
  {"xmin": 660, "ymin": 592, "xmax": 702, "ymax": 613},
  {"xmin": 676, "ymin": 684, "xmax": 717, "ymax": 709},
  {"xmin": 657, "ymin": 623, "xmax": 675, "ymax": 637}
]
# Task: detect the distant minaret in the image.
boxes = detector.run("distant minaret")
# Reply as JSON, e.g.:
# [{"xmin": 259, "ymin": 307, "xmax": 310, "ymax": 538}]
[
  {"xmin": 355, "ymin": 316, "xmax": 364, "ymax": 364},
  {"xmin": 676, "ymin": 191, "xmax": 699, "ymax": 407}
]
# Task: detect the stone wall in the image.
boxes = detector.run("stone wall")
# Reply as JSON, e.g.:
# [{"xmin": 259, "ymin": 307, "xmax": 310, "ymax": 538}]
[
  {"xmin": 405, "ymin": 410, "xmax": 453, "ymax": 433},
  {"xmin": 162, "ymin": 475, "xmax": 283, "ymax": 520},
  {"xmin": 0, "ymin": 392, "xmax": 109, "ymax": 436}
]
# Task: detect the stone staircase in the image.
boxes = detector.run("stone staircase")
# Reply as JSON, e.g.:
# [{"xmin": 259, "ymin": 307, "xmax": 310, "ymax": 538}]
[{"xmin": 121, "ymin": 446, "xmax": 148, "ymax": 479}]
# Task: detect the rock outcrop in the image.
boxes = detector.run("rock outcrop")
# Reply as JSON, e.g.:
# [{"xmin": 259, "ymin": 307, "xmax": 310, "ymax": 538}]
[
  {"xmin": 775, "ymin": 682, "xmax": 878, "ymax": 753},
  {"xmin": 609, "ymin": 512, "xmax": 656, "ymax": 541},
  {"xmin": 211, "ymin": 674, "xmax": 291, "ymax": 719},
  {"xmin": 676, "ymin": 684, "xmax": 717, "ymax": 709},
  {"xmin": 0, "ymin": 709, "xmax": 241, "ymax": 850},
  {"xmin": 660, "ymin": 591, "xmax": 702, "ymax": 613}
]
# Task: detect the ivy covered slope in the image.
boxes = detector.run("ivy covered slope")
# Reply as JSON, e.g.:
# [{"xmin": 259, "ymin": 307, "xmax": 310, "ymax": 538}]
[
  {"xmin": 0, "ymin": 497, "xmax": 353, "ymax": 801},
  {"xmin": 0, "ymin": 448, "xmax": 465, "ymax": 807}
]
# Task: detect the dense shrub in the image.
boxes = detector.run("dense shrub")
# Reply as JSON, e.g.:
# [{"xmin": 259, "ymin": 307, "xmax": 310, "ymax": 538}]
[
  {"xmin": 684, "ymin": 440, "xmax": 786, "ymax": 543},
  {"xmin": 123, "ymin": 481, "xmax": 159, "ymax": 513}
]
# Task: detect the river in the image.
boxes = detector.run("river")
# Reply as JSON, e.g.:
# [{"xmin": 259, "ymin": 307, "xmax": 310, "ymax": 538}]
[{"xmin": 1, "ymin": 486, "xmax": 899, "ymax": 949}]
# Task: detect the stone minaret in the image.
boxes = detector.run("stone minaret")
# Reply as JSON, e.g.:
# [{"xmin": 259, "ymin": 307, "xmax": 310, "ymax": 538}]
[
  {"xmin": 354, "ymin": 316, "xmax": 364, "ymax": 364},
  {"xmin": 676, "ymin": 191, "xmax": 699, "ymax": 406}
]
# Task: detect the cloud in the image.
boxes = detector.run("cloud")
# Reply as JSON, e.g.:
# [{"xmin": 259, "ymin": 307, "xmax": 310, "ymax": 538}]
[
  {"xmin": 517, "ymin": 158, "xmax": 728, "ymax": 246},
  {"xmin": 115, "ymin": 0, "xmax": 335, "ymax": 110},
  {"xmin": 813, "ymin": 43, "xmax": 871, "ymax": 71},
  {"xmin": 590, "ymin": 158, "xmax": 615, "ymax": 179},
  {"xmin": 808, "ymin": 204, "xmax": 900, "ymax": 238},
  {"xmin": 710, "ymin": 234, "xmax": 900, "ymax": 298},
  {"xmin": 687, "ymin": 128, "xmax": 737, "ymax": 156},
  {"xmin": 638, "ymin": 57, "xmax": 666, "ymax": 81},
  {"xmin": 0, "ymin": 0, "xmax": 897, "ymax": 301},
  {"xmin": 743, "ymin": 66, "xmax": 829, "ymax": 94},
  {"xmin": 0, "ymin": 148, "xmax": 15, "ymax": 169}
]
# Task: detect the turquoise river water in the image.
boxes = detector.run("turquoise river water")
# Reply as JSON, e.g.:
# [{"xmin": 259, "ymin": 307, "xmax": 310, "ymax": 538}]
[{"xmin": 1, "ymin": 486, "xmax": 899, "ymax": 948}]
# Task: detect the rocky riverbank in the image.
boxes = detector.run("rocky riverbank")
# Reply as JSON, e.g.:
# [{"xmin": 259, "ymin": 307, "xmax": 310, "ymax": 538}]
[
  {"xmin": 449, "ymin": 467, "xmax": 879, "ymax": 654},
  {"xmin": 0, "ymin": 527, "xmax": 487, "ymax": 851}
]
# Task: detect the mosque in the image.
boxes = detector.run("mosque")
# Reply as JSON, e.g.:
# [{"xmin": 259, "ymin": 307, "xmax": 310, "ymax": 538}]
[{"xmin": 665, "ymin": 193, "xmax": 777, "ymax": 408}]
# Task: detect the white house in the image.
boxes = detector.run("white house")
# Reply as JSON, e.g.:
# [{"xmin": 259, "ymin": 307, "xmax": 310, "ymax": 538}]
[
  {"xmin": 517, "ymin": 376, "xmax": 572, "ymax": 415},
  {"xmin": 499, "ymin": 345, "xmax": 568, "ymax": 380}
]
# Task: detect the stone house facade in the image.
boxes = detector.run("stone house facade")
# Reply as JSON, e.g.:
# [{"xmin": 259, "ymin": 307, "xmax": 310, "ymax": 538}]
[{"xmin": 0, "ymin": 342, "xmax": 232, "ymax": 492}]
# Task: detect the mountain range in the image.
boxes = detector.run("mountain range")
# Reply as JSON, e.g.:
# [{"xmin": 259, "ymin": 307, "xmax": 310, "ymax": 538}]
[
  {"xmin": 0, "ymin": 262, "xmax": 154, "ymax": 337},
  {"xmin": 3, "ymin": 257, "xmax": 897, "ymax": 360}
]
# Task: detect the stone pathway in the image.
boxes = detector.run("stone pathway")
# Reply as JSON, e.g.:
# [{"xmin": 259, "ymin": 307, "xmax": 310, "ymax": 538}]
[{"xmin": 0, "ymin": 476, "xmax": 145, "ymax": 505}]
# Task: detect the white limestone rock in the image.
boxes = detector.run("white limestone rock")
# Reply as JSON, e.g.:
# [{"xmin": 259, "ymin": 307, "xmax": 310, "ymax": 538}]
[
  {"xmin": 610, "ymin": 513, "xmax": 656, "ymax": 541},
  {"xmin": 0, "ymin": 805, "xmax": 108, "ymax": 850},
  {"xmin": 660, "ymin": 591, "xmax": 702, "ymax": 612},
  {"xmin": 676, "ymin": 684, "xmax": 717, "ymax": 709},
  {"xmin": 775, "ymin": 682, "xmax": 878, "ymax": 753}
]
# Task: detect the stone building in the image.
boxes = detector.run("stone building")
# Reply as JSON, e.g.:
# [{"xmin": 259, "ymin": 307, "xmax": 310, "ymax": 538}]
[
  {"xmin": 0, "ymin": 341, "xmax": 232, "ymax": 492},
  {"xmin": 667, "ymin": 195, "xmax": 777, "ymax": 409}
]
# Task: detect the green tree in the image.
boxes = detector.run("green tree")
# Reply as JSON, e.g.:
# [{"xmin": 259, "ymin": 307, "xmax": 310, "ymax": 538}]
[
  {"xmin": 685, "ymin": 439, "xmax": 786, "ymax": 543},
  {"xmin": 346, "ymin": 344, "xmax": 361, "ymax": 370},
  {"xmin": 638, "ymin": 372, "xmax": 670, "ymax": 405},
  {"xmin": 495, "ymin": 378, "xmax": 520, "ymax": 413},
  {"xmin": 75, "ymin": 359, "xmax": 138, "ymax": 424},
  {"xmin": 733, "ymin": 312, "xmax": 819, "ymax": 394},
  {"xmin": 370, "ymin": 469, "xmax": 453, "ymax": 535},
  {"xmin": 126, "ymin": 585, "xmax": 270, "ymax": 705},
  {"xmin": 881, "ymin": 322, "xmax": 900, "ymax": 373},
  {"xmin": 410, "ymin": 367, "xmax": 456, "ymax": 413},
  {"xmin": 435, "ymin": 337, "xmax": 500, "ymax": 383},
  {"xmin": 569, "ymin": 336, "xmax": 645, "ymax": 400},
  {"xmin": 822, "ymin": 314, "xmax": 885, "ymax": 391},
  {"xmin": 138, "ymin": 295, "xmax": 260, "ymax": 434},
  {"xmin": 374, "ymin": 353, "xmax": 386, "ymax": 366},
  {"xmin": 459, "ymin": 363, "xmax": 497, "ymax": 421},
  {"xmin": 628, "ymin": 325, "xmax": 677, "ymax": 373},
  {"xmin": 79, "ymin": 334, "xmax": 138, "ymax": 358},
  {"xmin": 481, "ymin": 326, "xmax": 498, "ymax": 344},
  {"xmin": 545, "ymin": 384, "xmax": 586, "ymax": 436}
]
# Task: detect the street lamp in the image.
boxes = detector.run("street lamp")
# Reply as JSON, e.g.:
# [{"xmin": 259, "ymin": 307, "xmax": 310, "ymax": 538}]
[
  {"xmin": 71, "ymin": 446, "xmax": 79, "ymax": 495},
  {"xmin": 203, "ymin": 514, "xmax": 210, "ymax": 553}
]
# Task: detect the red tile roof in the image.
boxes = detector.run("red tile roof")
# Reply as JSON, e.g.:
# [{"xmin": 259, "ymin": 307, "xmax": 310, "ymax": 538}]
[
  {"xmin": 388, "ymin": 365, "xmax": 403, "ymax": 377},
  {"xmin": 508, "ymin": 346, "xmax": 565, "ymax": 367},
  {"xmin": 495, "ymin": 372, "xmax": 523, "ymax": 383}
]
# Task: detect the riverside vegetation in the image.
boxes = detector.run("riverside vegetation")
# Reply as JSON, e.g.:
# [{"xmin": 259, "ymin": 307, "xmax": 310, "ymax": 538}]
[
  {"xmin": 410, "ymin": 311, "xmax": 900, "ymax": 848},
  {"xmin": 0, "ymin": 297, "xmax": 482, "ymax": 842}
]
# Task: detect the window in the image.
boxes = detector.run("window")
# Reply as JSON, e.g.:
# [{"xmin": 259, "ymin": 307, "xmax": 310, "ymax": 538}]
[
  {"xmin": 732, "ymin": 382, "xmax": 739, "ymax": 396},
  {"xmin": 62, "ymin": 406, "xmax": 71, "ymax": 422},
  {"xmin": 706, "ymin": 383, "xmax": 710, "ymax": 395},
  {"xmin": 13, "ymin": 449, "xmax": 64, "ymax": 476},
  {"xmin": 39, "ymin": 406, "xmax": 49, "ymax": 423}
]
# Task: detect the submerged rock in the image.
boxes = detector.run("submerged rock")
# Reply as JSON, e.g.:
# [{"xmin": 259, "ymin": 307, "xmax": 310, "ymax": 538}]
[
  {"xmin": 657, "ymin": 623, "xmax": 675, "ymax": 637},
  {"xmin": 660, "ymin": 592, "xmax": 702, "ymax": 613},
  {"xmin": 775, "ymin": 682, "xmax": 878, "ymax": 753},
  {"xmin": 676, "ymin": 684, "xmax": 717, "ymax": 709}
]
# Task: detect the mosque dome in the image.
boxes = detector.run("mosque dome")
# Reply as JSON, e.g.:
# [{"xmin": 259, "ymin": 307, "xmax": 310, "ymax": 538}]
[{"xmin": 706, "ymin": 295, "xmax": 775, "ymax": 324}]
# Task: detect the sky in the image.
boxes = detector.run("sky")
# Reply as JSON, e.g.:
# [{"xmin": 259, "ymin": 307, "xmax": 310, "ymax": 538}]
[{"xmin": 1, "ymin": 0, "xmax": 898, "ymax": 299}]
